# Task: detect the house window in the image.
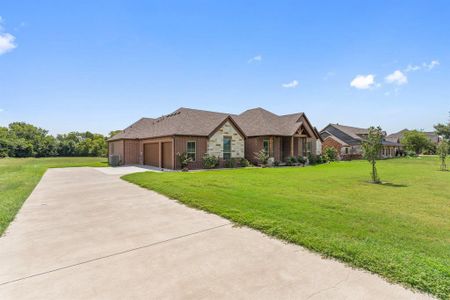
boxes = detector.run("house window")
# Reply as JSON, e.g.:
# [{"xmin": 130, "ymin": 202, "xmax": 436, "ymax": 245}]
[
  {"xmin": 263, "ymin": 139, "xmax": 269, "ymax": 155},
  {"xmin": 223, "ymin": 137, "xmax": 231, "ymax": 160},
  {"xmin": 345, "ymin": 147, "xmax": 349, "ymax": 154},
  {"xmin": 187, "ymin": 141, "xmax": 196, "ymax": 161},
  {"xmin": 306, "ymin": 141, "xmax": 312, "ymax": 154}
]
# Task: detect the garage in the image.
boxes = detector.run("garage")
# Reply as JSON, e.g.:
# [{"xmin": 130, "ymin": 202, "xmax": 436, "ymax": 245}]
[
  {"xmin": 143, "ymin": 143, "xmax": 159, "ymax": 167},
  {"xmin": 161, "ymin": 142, "xmax": 173, "ymax": 169}
]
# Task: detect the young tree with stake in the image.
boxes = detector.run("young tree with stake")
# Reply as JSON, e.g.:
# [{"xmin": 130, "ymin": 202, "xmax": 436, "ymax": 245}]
[
  {"xmin": 437, "ymin": 141, "xmax": 448, "ymax": 171},
  {"xmin": 362, "ymin": 126, "xmax": 384, "ymax": 183}
]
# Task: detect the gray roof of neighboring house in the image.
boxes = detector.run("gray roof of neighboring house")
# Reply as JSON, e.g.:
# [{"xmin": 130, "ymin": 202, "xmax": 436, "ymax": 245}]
[
  {"xmin": 320, "ymin": 123, "xmax": 399, "ymax": 147},
  {"xmin": 381, "ymin": 140, "xmax": 403, "ymax": 146},
  {"xmin": 386, "ymin": 129, "xmax": 440, "ymax": 144},
  {"xmin": 109, "ymin": 107, "xmax": 319, "ymax": 141},
  {"xmin": 320, "ymin": 124, "xmax": 365, "ymax": 146}
]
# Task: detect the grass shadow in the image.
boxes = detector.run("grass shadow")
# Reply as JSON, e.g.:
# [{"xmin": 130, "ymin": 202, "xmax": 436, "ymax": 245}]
[{"xmin": 380, "ymin": 182, "xmax": 408, "ymax": 188}]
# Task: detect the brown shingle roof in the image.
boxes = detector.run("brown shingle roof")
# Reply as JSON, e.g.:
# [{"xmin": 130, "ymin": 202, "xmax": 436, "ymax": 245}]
[
  {"xmin": 109, "ymin": 107, "xmax": 230, "ymax": 141},
  {"xmin": 233, "ymin": 108, "xmax": 306, "ymax": 137},
  {"xmin": 109, "ymin": 107, "xmax": 318, "ymax": 141}
]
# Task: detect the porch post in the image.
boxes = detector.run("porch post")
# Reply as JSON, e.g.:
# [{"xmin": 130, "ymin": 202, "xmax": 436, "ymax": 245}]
[
  {"xmin": 290, "ymin": 136, "xmax": 294, "ymax": 157},
  {"xmin": 158, "ymin": 141, "xmax": 162, "ymax": 168}
]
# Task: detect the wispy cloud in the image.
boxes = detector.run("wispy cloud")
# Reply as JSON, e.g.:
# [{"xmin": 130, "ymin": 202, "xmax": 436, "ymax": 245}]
[
  {"xmin": 423, "ymin": 60, "xmax": 439, "ymax": 70},
  {"xmin": 350, "ymin": 74, "xmax": 376, "ymax": 89},
  {"xmin": 248, "ymin": 55, "xmax": 262, "ymax": 63},
  {"xmin": 404, "ymin": 60, "xmax": 440, "ymax": 72},
  {"xmin": 405, "ymin": 64, "xmax": 421, "ymax": 72},
  {"xmin": 281, "ymin": 80, "xmax": 299, "ymax": 88},
  {"xmin": 385, "ymin": 70, "xmax": 408, "ymax": 85},
  {"xmin": 0, "ymin": 17, "xmax": 17, "ymax": 55}
]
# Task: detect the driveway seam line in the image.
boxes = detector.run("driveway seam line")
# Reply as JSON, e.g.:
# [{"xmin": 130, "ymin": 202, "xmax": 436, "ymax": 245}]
[{"xmin": 0, "ymin": 222, "xmax": 231, "ymax": 287}]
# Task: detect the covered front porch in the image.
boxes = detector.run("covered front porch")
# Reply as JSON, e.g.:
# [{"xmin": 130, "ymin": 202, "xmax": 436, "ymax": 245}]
[{"xmin": 253, "ymin": 135, "xmax": 315, "ymax": 163}]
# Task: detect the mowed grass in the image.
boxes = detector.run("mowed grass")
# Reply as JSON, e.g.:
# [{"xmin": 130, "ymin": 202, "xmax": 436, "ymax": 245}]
[
  {"xmin": 0, "ymin": 157, "xmax": 107, "ymax": 236},
  {"xmin": 123, "ymin": 157, "xmax": 450, "ymax": 299}
]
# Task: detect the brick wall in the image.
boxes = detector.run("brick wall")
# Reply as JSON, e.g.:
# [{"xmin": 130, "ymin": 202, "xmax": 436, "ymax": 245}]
[{"xmin": 321, "ymin": 137, "xmax": 343, "ymax": 157}]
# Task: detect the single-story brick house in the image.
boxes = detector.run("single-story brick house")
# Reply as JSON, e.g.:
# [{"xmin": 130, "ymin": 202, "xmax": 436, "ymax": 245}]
[
  {"xmin": 108, "ymin": 107, "xmax": 321, "ymax": 169},
  {"xmin": 386, "ymin": 129, "xmax": 442, "ymax": 145},
  {"xmin": 320, "ymin": 123, "xmax": 403, "ymax": 159}
]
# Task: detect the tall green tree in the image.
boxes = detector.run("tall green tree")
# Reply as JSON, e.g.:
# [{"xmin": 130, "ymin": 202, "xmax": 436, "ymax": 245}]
[
  {"xmin": 434, "ymin": 112, "xmax": 450, "ymax": 141},
  {"xmin": 0, "ymin": 127, "xmax": 11, "ymax": 157},
  {"xmin": 109, "ymin": 130, "xmax": 122, "ymax": 138},
  {"xmin": 6, "ymin": 122, "xmax": 53, "ymax": 157},
  {"xmin": 362, "ymin": 126, "xmax": 383, "ymax": 183},
  {"xmin": 401, "ymin": 130, "xmax": 432, "ymax": 154}
]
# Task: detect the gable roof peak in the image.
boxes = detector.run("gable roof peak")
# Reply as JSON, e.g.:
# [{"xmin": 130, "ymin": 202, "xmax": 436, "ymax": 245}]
[{"xmin": 241, "ymin": 107, "xmax": 278, "ymax": 116}]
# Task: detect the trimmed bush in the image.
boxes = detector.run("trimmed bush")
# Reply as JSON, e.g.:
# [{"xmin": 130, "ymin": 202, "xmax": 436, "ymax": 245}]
[
  {"xmin": 202, "ymin": 154, "xmax": 219, "ymax": 169},
  {"xmin": 240, "ymin": 158, "xmax": 251, "ymax": 167},
  {"xmin": 224, "ymin": 158, "xmax": 236, "ymax": 168}
]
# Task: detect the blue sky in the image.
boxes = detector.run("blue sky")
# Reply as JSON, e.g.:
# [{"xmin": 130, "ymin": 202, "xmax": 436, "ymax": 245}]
[{"xmin": 1, "ymin": 1, "xmax": 449, "ymax": 135}]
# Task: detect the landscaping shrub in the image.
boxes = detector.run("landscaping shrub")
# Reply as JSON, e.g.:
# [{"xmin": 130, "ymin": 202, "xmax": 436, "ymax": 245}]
[
  {"xmin": 273, "ymin": 160, "xmax": 280, "ymax": 167},
  {"xmin": 202, "ymin": 154, "xmax": 219, "ymax": 169},
  {"xmin": 406, "ymin": 150, "xmax": 417, "ymax": 157},
  {"xmin": 224, "ymin": 158, "xmax": 236, "ymax": 168},
  {"xmin": 285, "ymin": 156, "xmax": 297, "ymax": 166},
  {"xmin": 239, "ymin": 158, "xmax": 251, "ymax": 167},
  {"xmin": 177, "ymin": 152, "xmax": 193, "ymax": 171},
  {"xmin": 297, "ymin": 156, "xmax": 306, "ymax": 165},
  {"xmin": 308, "ymin": 154, "xmax": 325, "ymax": 165},
  {"xmin": 323, "ymin": 147, "xmax": 338, "ymax": 162},
  {"xmin": 253, "ymin": 149, "xmax": 269, "ymax": 166}
]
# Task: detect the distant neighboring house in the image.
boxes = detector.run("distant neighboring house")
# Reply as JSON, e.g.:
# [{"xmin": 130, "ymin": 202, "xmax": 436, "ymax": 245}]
[
  {"xmin": 386, "ymin": 129, "xmax": 441, "ymax": 145},
  {"xmin": 108, "ymin": 107, "xmax": 321, "ymax": 169},
  {"xmin": 320, "ymin": 124, "xmax": 403, "ymax": 159}
]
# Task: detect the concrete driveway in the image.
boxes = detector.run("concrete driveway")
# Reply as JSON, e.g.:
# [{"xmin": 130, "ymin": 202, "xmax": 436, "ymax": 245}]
[{"xmin": 0, "ymin": 167, "xmax": 431, "ymax": 299}]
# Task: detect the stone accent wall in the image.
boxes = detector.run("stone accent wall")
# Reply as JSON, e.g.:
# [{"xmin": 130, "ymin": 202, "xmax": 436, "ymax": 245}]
[{"xmin": 207, "ymin": 121, "xmax": 244, "ymax": 158}]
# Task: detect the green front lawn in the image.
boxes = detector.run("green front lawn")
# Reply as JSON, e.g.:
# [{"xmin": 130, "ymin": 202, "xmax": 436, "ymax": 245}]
[
  {"xmin": 123, "ymin": 157, "xmax": 450, "ymax": 299},
  {"xmin": 0, "ymin": 157, "xmax": 107, "ymax": 236}
]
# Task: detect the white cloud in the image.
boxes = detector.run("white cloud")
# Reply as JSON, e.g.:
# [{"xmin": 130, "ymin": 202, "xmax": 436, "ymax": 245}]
[
  {"xmin": 0, "ymin": 17, "xmax": 17, "ymax": 55},
  {"xmin": 405, "ymin": 64, "xmax": 421, "ymax": 72},
  {"xmin": 0, "ymin": 33, "xmax": 17, "ymax": 55},
  {"xmin": 350, "ymin": 74, "xmax": 376, "ymax": 89},
  {"xmin": 281, "ymin": 80, "xmax": 299, "ymax": 88},
  {"xmin": 423, "ymin": 60, "xmax": 439, "ymax": 70},
  {"xmin": 0, "ymin": 108, "xmax": 4, "ymax": 112},
  {"xmin": 404, "ymin": 60, "xmax": 439, "ymax": 72},
  {"xmin": 385, "ymin": 70, "xmax": 408, "ymax": 85},
  {"xmin": 248, "ymin": 55, "xmax": 262, "ymax": 63}
]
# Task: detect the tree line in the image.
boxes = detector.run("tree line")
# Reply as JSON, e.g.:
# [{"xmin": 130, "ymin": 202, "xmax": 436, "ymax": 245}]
[
  {"xmin": 400, "ymin": 115, "xmax": 450, "ymax": 155},
  {"xmin": 0, "ymin": 122, "xmax": 119, "ymax": 158}
]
